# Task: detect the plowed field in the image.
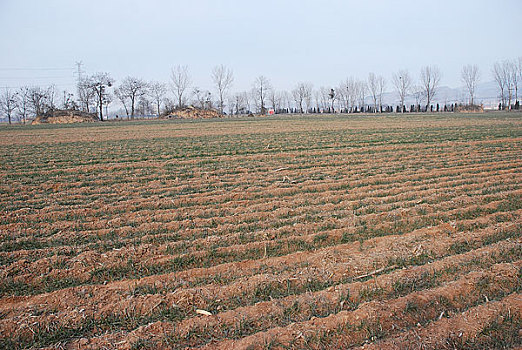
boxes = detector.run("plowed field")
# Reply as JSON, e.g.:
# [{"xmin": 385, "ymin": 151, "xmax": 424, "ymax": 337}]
[{"xmin": 0, "ymin": 113, "xmax": 520, "ymax": 349}]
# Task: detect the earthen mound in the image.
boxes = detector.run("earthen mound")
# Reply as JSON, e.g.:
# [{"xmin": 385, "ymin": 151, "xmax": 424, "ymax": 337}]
[
  {"xmin": 32, "ymin": 110, "xmax": 99, "ymax": 124},
  {"xmin": 162, "ymin": 106, "xmax": 221, "ymax": 119},
  {"xmin": 454, "ymin": 104, "xmax": 484, "ymax": 113}
]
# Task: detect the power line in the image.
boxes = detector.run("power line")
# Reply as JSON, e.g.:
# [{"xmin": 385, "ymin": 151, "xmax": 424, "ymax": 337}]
[
  {"xmin": 0, "ymin": 63, "xmax": 77, "ymax": 90},
  {"xmin": 0, "ymin": 76, "xmax": 74, "ymax": 79},
  {"xmin": 0, "ymin": 83, "xmax": 77, "ymax": 89},
  {"xmin": 0, "ymin": 67, "xmax": 74, "ymax": 71}
]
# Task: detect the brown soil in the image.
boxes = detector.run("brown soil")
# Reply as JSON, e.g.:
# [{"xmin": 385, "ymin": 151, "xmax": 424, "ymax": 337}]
[
  {"xmin": 355, "ymin": 293, "xmax": 521, "ymax": 350},
  {"xmin": 0, "ymin": 113, "xmax": 520, "ymax": 349}
]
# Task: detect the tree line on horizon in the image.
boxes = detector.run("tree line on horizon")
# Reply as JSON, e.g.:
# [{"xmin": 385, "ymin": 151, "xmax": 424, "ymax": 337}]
[{"xmin": 0, "ymin": 57, "xmax": 521, "ymax": 124}]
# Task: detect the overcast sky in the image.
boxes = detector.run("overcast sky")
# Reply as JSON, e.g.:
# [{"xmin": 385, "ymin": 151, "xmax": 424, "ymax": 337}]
[{"xmin": 0, "ymin": 0, "xmax": 520, "ymax": 93}]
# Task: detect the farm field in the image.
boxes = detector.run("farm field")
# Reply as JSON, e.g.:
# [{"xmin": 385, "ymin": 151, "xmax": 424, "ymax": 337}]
[{"xmin": 0, "ymin": 112, "xmax": 521, "ymax": 349}]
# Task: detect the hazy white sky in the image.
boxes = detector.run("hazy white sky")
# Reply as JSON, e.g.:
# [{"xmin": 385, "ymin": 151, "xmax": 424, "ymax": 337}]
[{"xmin": 0, "ymin": 0, "xmax": 520, "ymax": 93}]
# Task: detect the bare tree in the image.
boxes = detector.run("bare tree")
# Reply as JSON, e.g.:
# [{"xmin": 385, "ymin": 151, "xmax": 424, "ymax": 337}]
[
  {"xmin": 47, "ymin": 85, "xmax": 57, "ymax": 111},
  {"xmin": 231, "ymin": 93, "xmax": 241, "ymax": 115},
  {"xmin": 506, "ymin": 60, "xmax": 517, "ymax": 109},
  {"xmin": 163, "ymin": 98, "xmax": 176, "ymax": 114},
  {"xmin": 304, "ymin": 86, "xmax": 313, "ymax": 112},
  {"xmin": 104, "ymin": 93, "xmax": 112, "ymax": 119},
  {"xmin": 268, "ymin": 88, "xmax": 282, "ymax": 113},
  {"xmin": 62, "ymin": 90, "xmax": 76, "ymax": 110},
  {"xmin": 515, "ymin": 56, "xmax": 522, "ymax": 101},
  {"xmin": 337, "ymin": 80, "xmax": 346, "ymax": 112},
  {"xmin": 28, "ymin": 86, "xmax": 50, "ymax": 117},
  {"xmin": 231, "ymin": 92, "xmax": 249, "ymax": 115},
  {"xmin": 77, "ymin": 78, "xmax": 96, "ymax": 113},
  {"xmin": 348, "ymin": 79, "xmax": 358, "ymax": 112},
  {"xmin": 292, "ymin": 82, "xmax": 313, "ymax": 113},
  {"xmin": 392, "ymin": 70, "xmax": 412, "ymax": 112},
  {"xmin": 245, "ymin": 91, "xmax": 253, "ymax": 113},
  {"xmin": 328, "ymin": 88, "xmax": 336, "ymax": 113},
  {"xmin": 85, "ymin": 72, "xmax": 114, "ymax": 121},
  {"xmin": 170, "ymin": 65, "xmax": 191, "ymax": 109},
  {"xmin": 148, "ymin": 82, "xmax": 167, "ymax": 117},
  {"xmin": 368, "ymin": 73, "xmax": 386, "ymax": 112},
  {"xmin": 192, "ymin": 87, "xmax": 206, "ymax": 109},
  {"xmin": 115, "ymin": 88, "xmax": 130, "ymax": 118},
  {"xmin": 377, "ymin": 76, "xmax": 386, "ymax": 113},
  {"xmin": 77, "ymin": 79, "xmax": 87, "ymax": 111},
  {"xmin": 509, "ymin": 59, "xmax": 519, "ymax": 104},
  {"xmin": 492, "ymin": 60, "xmax": 518, "ymax": 110},
  {"xmin": 227, "ymin": 96, "xmax": 234, "ymax": 115},
  {"xmin": 411, "ymin": 85, "xmax": 424, "ymax": 110},
  {"xmin": 0, "ymin": 88, "xmax": 17, "ymax": 124},
  {"xmin": 492, "ymin": 61, "xmax": 507, "ymax": 109},
  {"xmin": 336, "ymin": 85, "xmax": 347, "ymax": 112},
  {"xmin": 211, "ymin": 65, "xmax": 234, "ymax": 114},
  {"xmin": 204, "ymin": 91, "xmax": 212, "ymax": 110},
  {"xmin": 317, "ymin": 87, "xmax": 333, "ymax": 113},
  {"xmin": 461, "ymin": 64, "xmax": 480, "ymax": 106},
  {"xmin": 282, "ymin": 90, "xmax": 292, "ymax": 112},
  {"xmin": 368, "ymin": 73, "xmax": 379, "ymax": 112},
  {"xmin": 340, "ymin": 77, "xmax": 358, "ymax": 112},
  {"xmin": 16, "ymin": 87, "xmax": 30, "ymax": 124},
  {"xmin": 356, "ymin": 80, "xmax": 367, "ymax": 112},
  {"xmin": 313, "ymin": 89, "xmax": 322, "ymax": 112},
  {"xmin": 137, "ymin": 95, "xmax": 153, "ymax": 116},
  {"xmin": 252, "ymin": 76, "xmax": 271, "ymax": 114},
  {"xmin": 420, "ymin": 65, "xmax": 441, "ymax": 110},
  {"xmin": 115, "ymin": 77, "xmax": 148, "ymax": 118}
]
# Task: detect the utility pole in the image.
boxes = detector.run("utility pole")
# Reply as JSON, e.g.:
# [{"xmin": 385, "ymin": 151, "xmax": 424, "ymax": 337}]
[
  {"xmin": 75, "ymin": 61, "xmax": 85, "ymax": 111},
  {"xmin": 75, "ymin": 61, "xmax": 84, "ymax": 84}
]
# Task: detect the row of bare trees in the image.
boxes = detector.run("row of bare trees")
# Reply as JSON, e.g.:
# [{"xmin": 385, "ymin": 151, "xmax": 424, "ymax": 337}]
[
  {"xmin": 165, "ymin": 61, "xmax": 517, "ymax": 115},
  {"xmin": 390, "ymin": 65, "xmax": 443, "ymax": 112},
  {"xmin": 492, "ymin": 58, "xmax": 521, "ymax": 110},
  {"xmin": 0, "ymin": 86, "xmax": 59, "ymax": 124},
  {"xmin": 76, "ymin": 74, "xmax": 167, "ymax": 120},
  {"xmin": 71, "ymin": 64, "xmax": 233, "ymax": 120},
  {"xmin": 2, "ymin": 58, "xmax": 521, "ymax": 123}
]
